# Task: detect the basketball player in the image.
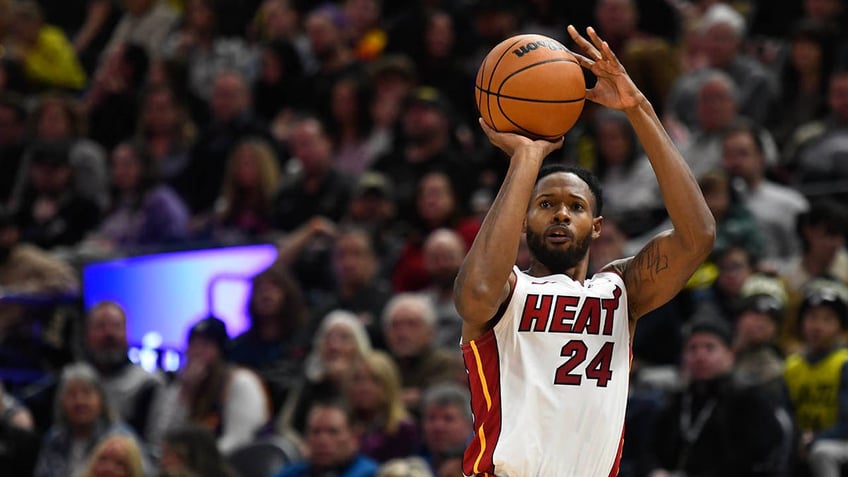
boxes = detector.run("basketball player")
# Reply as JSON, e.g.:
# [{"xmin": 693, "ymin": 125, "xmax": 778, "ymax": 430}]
[{"xmin": 453, "ymin": 26, "xmax": 716, "ymax": 476}]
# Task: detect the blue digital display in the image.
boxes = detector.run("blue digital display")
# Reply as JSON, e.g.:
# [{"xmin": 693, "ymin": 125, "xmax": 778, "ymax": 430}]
[{"xmin": 82, "ymin": 244, "xmax": 279, "ymax": 350}]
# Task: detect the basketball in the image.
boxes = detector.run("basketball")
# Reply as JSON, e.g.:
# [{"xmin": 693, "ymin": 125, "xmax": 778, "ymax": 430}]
[{"xmin": 475, "ymin": 34, "xmax": 586, "ymax": 140}]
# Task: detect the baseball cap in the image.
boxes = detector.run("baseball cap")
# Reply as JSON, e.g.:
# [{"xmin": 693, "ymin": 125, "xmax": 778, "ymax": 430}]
[
  {"xmin": 188, "ymin": 316, "xmax": 230, "ymax": 355},
  {"xmin": 405, "ymin": 86, "xmax": 453, "ymax": 117}
]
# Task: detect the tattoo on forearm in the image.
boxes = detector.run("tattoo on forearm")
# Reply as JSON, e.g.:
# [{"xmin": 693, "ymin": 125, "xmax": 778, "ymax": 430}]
[{"xmin": 629, "ymin": 242, "xmax": 668, "ymax": 283}]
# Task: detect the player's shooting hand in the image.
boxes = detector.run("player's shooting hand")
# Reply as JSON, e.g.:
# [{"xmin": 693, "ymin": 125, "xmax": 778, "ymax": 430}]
[
  {"xmin": 478, "ymin": 118, "xmax": 563, "ymax": 159},
  {"xmin": 566, "ymin": 25, "xmax": 644, "ymax": 111}
]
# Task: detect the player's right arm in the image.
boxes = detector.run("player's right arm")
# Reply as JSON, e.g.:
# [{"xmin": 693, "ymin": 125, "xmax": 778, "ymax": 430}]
[{"xmin": 454, "ymin": 120, "xmax": 563, "ymax": 341}]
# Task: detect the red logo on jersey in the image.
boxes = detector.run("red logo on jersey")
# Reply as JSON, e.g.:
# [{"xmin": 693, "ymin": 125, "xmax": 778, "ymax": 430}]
[{"xmin": 517, "ymin": 287, "xmax": 622, "ymax": 336}]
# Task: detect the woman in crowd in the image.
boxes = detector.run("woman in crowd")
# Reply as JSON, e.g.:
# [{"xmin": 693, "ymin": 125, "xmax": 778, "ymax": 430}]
[
  {"xmin": 346, "ymin": 349, "xmax": 421, "ymax": 463},
  {"xmin": 212, "ymin": 137, "xmax": 282, "ymax": 241},
  {"xmin": 83, "ymin": 141, "xmax": 189, "ymax": 254},
  {"xmin": 278, "ymin": 309, "xmax": 372, "ymax": 437},
  {"xmin": 151, "ymin": 316, "xmax": 271, "ymax": 455},
  {"xmin": 35, "ymin": 363, "xmax": 140, "ymax": 477}
]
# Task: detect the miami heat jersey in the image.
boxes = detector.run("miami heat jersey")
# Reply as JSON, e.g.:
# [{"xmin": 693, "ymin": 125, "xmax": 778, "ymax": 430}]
[{"xmin": 461, "ymin": 266, "xmax": 631, "ymax": 477}]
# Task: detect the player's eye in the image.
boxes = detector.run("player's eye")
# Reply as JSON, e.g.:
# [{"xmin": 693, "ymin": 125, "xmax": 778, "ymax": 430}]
[
  {"xmin": 540, "ymin": 200, "xmax": 552, "ymax": 208},
  {"xmin": 571, "ymin": 203, "xmax": 585, "ymax": 212}
]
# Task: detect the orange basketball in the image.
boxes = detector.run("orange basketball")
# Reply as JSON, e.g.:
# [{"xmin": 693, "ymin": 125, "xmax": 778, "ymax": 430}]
[{"xmin": 475, "ymin": 34, "xmax": 586, "ymax": 140}]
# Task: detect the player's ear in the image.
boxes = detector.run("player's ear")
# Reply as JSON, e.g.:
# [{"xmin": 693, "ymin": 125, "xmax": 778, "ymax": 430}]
[{"xmin": 592, "ymin": 216, "xmax": 603, "ymax": 239}]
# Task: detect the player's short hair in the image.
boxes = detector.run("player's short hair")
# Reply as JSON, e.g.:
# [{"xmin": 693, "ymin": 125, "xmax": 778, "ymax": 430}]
[{"xmin": 534, "ymin": 164, "xmax": 604, "ymax": 217}]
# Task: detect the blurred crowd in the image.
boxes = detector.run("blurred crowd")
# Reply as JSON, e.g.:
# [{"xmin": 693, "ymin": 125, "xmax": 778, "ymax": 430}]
[{"xmin": 1, "ymin": 0, "xmax": 848, "ymax": 476}]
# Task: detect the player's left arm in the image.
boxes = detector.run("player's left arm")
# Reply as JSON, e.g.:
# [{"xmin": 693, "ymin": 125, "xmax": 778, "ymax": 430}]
[{"xmin": 568, "ymin": 25, "xmax": 715, "ymax": 320}]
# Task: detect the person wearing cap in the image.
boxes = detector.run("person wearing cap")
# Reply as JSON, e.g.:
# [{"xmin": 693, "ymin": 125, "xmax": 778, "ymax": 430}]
[
  {"xmin": 732, "ymin": 275, "xmax": 790, "ymax": 406},
  {"xmin": 784, "ymin": 279, "xmax": 848, "ymax": 477},
  {"xmin": 150, "ymin": 316, "xmax": 271, "ymax": 455},
  {"xmin": 647, "ymin": 317, "xmax": 784, "ymax": 477}
]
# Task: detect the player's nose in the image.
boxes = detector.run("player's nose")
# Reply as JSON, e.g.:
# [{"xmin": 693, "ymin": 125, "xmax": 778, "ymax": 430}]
[{"xmin": 552, "ymin": 204, "xmax": 570, "ymax": 222}]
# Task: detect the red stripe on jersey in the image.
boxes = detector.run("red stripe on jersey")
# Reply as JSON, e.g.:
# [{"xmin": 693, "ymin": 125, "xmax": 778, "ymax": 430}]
[
  {"xmin": 607, "ymin": 423, "xmax": 625, "ymax": 476},
  {"xmin": 461, "ymin": 329, "xmax": 502, "ymax": 476}
]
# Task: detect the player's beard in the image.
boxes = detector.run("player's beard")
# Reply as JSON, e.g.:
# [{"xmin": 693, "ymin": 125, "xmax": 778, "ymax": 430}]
[{"xmin": 525, "ymin": 228, "xmax": 592, "ymax": 274}]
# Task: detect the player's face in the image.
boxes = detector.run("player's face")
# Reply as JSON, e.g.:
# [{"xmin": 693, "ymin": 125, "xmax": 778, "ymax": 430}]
[{"xmin": 525, "ymin": 173, "xmax": 600, "ymax": 274}]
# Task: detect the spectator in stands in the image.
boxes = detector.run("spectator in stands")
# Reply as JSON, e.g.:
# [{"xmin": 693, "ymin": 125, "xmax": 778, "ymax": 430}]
[
  {"xmin": 391, "ymin": 170, "xmax": 480, "ymax": 292},
  {"xmin": 0, "ymin": 382, "xmax": 39, "ymax": 476},
  {"xmin": 161, "ymin": 0, "xmax": 259, "ymax": 103},
  {"xmin": 158, "ymin": 425, "xmax": 238, "ymax": 477},
  {"xmin": 151, "ymin": 316, "xmax": 271, "ymax": 454},
  {"xmin": 690, "ymin": 243, "xmax": 761, "ymax": 327},
  {"xmin": 248, "ymin": 0, "xmax": 312, "ymax": 71},
  {"xmin": 5, "ymin": 1, "xmax": 87, "ymax": 91},
  {"xmin": 82, "ymin": 434, "xmax": 144, "ymax": 477},
  {"xmin": 588, "ymin": 214, "xmax": 631, "ymax": 276},
  {"xmin": 211, "ymin": 137, "xmax": 282, "ymax": 241},
  {"xmin": 785, "ymin": 69, "xmax": 848, "ymax": 203},
  {"xmin": 421, "ymin": 228, "xmax": 466, "ymax": 350},
  {"xmin": 229, "ymin": 263, "xmax": 310, "ymax": 412},
  {"xmin": 778, "ymin": 199, "xmax": 848, "ymax": 350},
  {"xmin": 83, "ymin": 301, "xmax": 164, "ymax": 443},
  {"xmin": 381, "ymin": 293, "xmax": 464, "ymax": 413},
  {"xmin": 272, "ymin": 115, "xmax": 354, "ymax": 232},
  {"xmin": 35, "ymin": 363, "xmax": 142, "ymax": 477},
  {"xmin": 721, "ymin": 120, "xmax": 809, "ymax": 265},
  {"xmin": 309, "ymin": 226, "xmax": 393, "ymax": 349},
  {"xmin": 773, "ymin": 20, "xmax": 837, "ymax": 151},
  {"xmin": 784, "ymin": 279, "xmax": 848, "ymax": 476},
  {"xmin": 178, "ymin": 69, "xmax": 275, "ymax": 215},
  {"xmin": 279, "ymin": 310, "xmax": 371, "ymax": 436},
  {"xmin": 646, "ymin": 318, "xmax": 784, "ymax": 477},
  {"xmin": 346, "ymin": 350, "xmax": 421, "ymax": 463},
  {"xmin": 84, "ymin": 42, "xmax": 149, "ymax": 150},
  {"xmin": 680, "ymin": 70, "xmax": 779, "ymax": 180},
  {"xmin": 134, "ymin": 85, "xmax": 197, "ymax": 186},
  {"xmin": 14, "ymin": 140, "xmax": 102, "ymax": 249},
  {"xmin": 83, "ymin": 141, "xmax": 190, "ymax": 254},
  {"xmin": 327, "ymin": 73, "xmax": 379, "ymax": 177},
  {"xmin": 103, "ymin": 0, "xmax": 179, "ymax": 61},
  {"xmin": 21, "ymin": 93, "xmax": 109, "ymax": 211},
  {"xmin": 579, "ymin": 107, "xmax": 664, "ymax": 238},
  {"xmin": 732, "ymin": 275, "xmax": 790, "ymax": 406},
  {"xmin": 417, "ymin": 383, "xmax": 473, "ymax": 477},
  {"xmin": 666, "ymin": 3, "xmax": 780, "ymax": 130},
  {"xmin": 272, "ymin": 399, "xmax": 378, "ymax": 477},
  {"xmin": 0, "ymin": 95, "xmax": 28, "ymax": 207}
]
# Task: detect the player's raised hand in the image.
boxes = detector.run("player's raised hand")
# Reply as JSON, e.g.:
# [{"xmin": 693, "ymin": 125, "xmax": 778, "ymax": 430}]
[
  {"xmin": 566, "ymin": 25, "xmax": 644, "ymax": 111},
  {"xmin": 478, "ymin": 118, "xmax": 563, "ymax": 158}
]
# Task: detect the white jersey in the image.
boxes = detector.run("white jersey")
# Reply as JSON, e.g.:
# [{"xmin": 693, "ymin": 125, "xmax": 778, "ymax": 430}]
[{"xmin": 461, "ymin": 266, "xmax": 631, "ymax": 477}]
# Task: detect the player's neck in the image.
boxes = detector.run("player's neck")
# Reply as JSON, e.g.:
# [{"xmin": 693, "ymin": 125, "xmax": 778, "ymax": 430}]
[{"xmin": 526, "ymin": 260, "xmax": 588, "ymax": 283}]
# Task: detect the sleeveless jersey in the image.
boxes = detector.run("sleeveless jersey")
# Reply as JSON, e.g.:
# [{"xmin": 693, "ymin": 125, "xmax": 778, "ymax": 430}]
[
  {"xmin": 784, "ymin": 348, "xmax": 848, "ymax": 432},
  {"xmin": 461, "ymin": 266, "xmax": 631, "ymax": 477}
]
